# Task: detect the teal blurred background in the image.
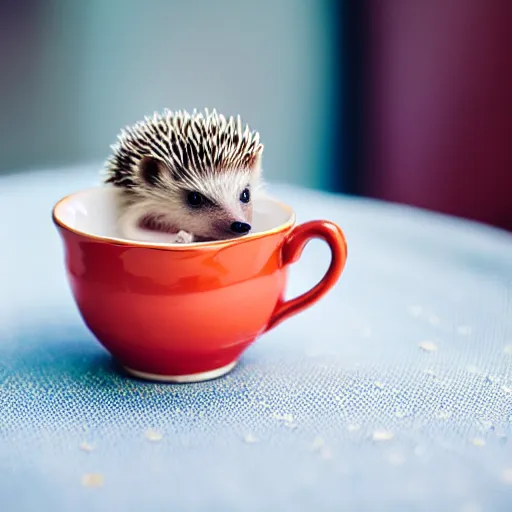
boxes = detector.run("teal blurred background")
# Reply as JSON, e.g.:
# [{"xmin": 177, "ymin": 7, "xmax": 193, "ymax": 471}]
[
  {"xmin": 1, "ymin": 0, "xmax": 511, "ymax": 230},
  {"xmin": 0, "ymin": 0, "xmax": 340, "ymax": 191}
]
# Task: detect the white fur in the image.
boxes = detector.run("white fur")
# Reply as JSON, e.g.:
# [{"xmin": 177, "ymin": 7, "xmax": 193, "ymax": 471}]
[
  {"xmin": 115, "ymin": 171, "xmax": 265, "ymax": 244},
  {"xmin": 114, "ymin": 193, "xmax": 194, "ymax": 244}
]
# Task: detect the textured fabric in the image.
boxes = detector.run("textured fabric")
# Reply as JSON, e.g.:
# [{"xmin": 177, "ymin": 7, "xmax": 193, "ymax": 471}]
[{"xmin": 0, "ymin": 165, "xmax": 511, "ymax": 511}]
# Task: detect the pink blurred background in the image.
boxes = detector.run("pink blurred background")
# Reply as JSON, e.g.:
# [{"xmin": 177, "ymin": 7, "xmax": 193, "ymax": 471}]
[{"xmin": 365, "ymin": 0, "xmax": 512, "ymax": 232}]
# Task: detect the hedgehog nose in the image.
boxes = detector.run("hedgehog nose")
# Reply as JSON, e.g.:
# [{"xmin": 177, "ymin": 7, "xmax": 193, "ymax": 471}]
[{"xmin": 230, "ymin": 221, "xmax": 251, "ymax": 234}]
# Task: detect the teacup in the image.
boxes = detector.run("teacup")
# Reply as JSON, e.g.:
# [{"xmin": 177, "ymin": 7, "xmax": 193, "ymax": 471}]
[{"xmin": 52, "ymin": 187, "xmax": 347, "ymax": 383}]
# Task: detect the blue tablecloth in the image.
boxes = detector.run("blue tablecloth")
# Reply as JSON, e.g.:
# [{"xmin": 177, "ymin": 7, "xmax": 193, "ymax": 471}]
[{"xmin": 1, "ymin": 165, "xmax": 511, "ymax": 511}]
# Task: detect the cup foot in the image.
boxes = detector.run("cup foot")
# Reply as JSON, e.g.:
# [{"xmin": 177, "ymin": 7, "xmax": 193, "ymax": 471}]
[{"xmin": 122, "ymin": 360, "xmax": 237, "ymax": 383}]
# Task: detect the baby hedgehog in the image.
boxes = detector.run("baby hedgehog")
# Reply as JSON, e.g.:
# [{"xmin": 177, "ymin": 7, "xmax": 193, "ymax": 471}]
[{"xmin": 103, "ymin": 108, "xmax": 264, "ymax": 244}]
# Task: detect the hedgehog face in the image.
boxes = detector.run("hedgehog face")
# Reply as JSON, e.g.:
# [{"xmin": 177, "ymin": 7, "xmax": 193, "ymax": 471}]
[
  {"xmin": 179, "ymin": 181, "xmax": 254, "ymax": 241},
  {"xmin": 133, "ymin": 156, "xmax": 261, "ymax": 241},
  {"xmin": 104, "ymin": 108, "xmax": 265, "ymax": 242}
]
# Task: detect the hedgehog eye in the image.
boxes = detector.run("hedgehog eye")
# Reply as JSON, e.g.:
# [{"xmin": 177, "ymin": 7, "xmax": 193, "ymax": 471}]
[
  {"xmin": 187, "ymin": 191, "xmax": 205, "ymax": 208},
  {"xmin": 240, "ymin": 188, "xmax": 250, "ymax": 204}
]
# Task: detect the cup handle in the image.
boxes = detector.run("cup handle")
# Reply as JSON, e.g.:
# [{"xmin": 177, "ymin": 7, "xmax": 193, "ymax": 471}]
[{"xmin": 264, "ymin": 220, "xmax": 348, "ymax": 332}]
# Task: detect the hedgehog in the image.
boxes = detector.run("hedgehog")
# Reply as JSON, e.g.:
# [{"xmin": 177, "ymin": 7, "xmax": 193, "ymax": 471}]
[{"xmin": 103, "ymin": 108, "xmax": 265, "ymax": 244}]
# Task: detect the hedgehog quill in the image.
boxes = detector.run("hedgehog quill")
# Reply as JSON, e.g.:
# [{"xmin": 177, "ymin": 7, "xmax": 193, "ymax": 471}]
[{"xmin": 103, "ymin": 108, "xmax": 264, "ymax": 244}]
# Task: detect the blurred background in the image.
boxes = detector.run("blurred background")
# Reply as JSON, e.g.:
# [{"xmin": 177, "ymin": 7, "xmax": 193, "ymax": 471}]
[{"xmin": 0, "ymin": 0, "xmax": 511, "ymax": 231}]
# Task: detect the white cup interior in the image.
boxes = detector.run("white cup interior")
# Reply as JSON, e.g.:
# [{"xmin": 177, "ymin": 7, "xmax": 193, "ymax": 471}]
[{"xmin": 54, "ymin": 187, "xmax": 294, "ymax": 243}]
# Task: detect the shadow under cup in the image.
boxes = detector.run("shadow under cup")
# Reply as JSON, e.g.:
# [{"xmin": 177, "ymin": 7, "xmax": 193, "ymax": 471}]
[{"xmin": 52, "ymin": 187, "xmax": 347, "ymax": 383}]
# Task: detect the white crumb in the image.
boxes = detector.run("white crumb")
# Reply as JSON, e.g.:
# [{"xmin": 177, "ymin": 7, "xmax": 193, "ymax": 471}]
[
  {"xmin": 418, "ymin": 341, "xmax": 438, "ymax": 352},
  {"xmin": 470, "ymin": 437, "xmax": 486, "ymax": 447},
  {"xmin": 81, "ymin": 473, "xmax": 104, "ymax": 488},
  {"xmin": 374, "ymin": 381, "xmax": 385, "ymax": 389},
  {"xmin": 372, "ymin": 430, "xmax": 394, "ymax": 442},
  {"xmin": 243, "ymin": 433, "xmax": 258, "ymax": 444},
  {"xmin": 144, "ymin": 428, "xmax": 163, "ymax": 442},
  {"xmin": 347, "ymin": 424, "xmax": 361, "ymax": 432},
  {"xmin": 504, "ymin": 344, "xmax": 512, "ymax": 355},
  {"xmin": 79, "ymin": 442, "xmax": 95, "ymax": 453}
]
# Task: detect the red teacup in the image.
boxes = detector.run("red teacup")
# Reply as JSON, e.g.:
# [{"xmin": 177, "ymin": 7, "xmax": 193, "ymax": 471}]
[{"xmin": 52, "ymin": 187, "xmax": 347, "ymax": 382}]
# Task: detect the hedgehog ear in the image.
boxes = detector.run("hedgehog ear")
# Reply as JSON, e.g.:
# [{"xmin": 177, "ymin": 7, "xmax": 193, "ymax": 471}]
[
  {"xmin": 246, "ymin": 144, "xmax": 264, "ymax": 174},
  {"xmin": 138, "ymin": 156, "xmax": 169, "ymax": 187}
]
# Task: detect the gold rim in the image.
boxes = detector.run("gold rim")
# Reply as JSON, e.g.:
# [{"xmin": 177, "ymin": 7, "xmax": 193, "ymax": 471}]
[{"xmin": 52, "ymin": 187, "xmax": 297, "ymax": 250}]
